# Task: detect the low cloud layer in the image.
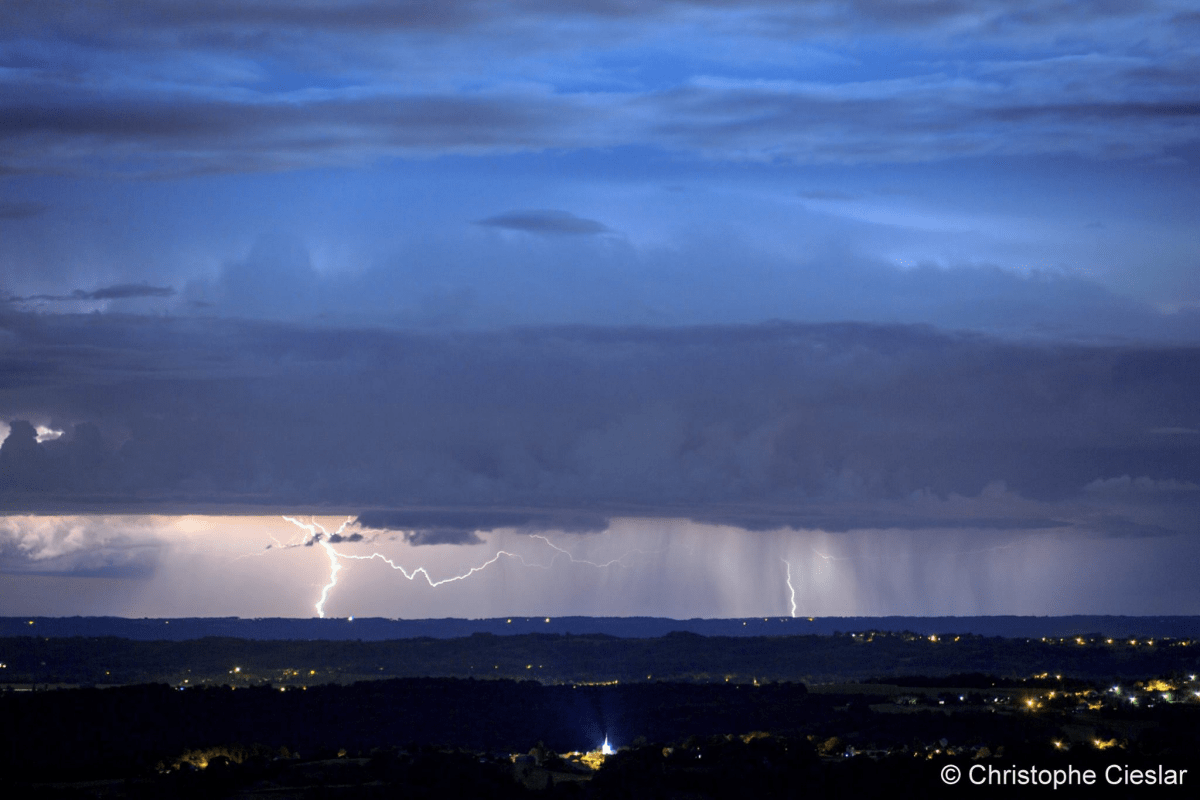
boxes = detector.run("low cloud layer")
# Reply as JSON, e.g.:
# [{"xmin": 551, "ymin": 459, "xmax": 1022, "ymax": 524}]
[{"xmin": 0, "ymin": 515, "xmax": 160, "ymax": 578}]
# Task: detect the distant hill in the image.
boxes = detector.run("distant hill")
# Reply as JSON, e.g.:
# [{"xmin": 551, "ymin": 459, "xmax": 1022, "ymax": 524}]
[{"xmin": 4, "ymin": 615, "xmax": 1199, "ymax": 641}]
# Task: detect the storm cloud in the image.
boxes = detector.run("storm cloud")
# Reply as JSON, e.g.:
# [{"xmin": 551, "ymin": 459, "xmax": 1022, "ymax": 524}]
[{"xmin": 2, "ymin": 313, "xmax": 1197, "ymax": 547}]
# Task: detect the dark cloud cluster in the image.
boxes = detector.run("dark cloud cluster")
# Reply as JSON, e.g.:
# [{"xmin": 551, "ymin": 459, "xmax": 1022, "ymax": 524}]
[
  {"xmin": 0, "ymin": 90, "xmax": 587, "ymax": 176},
  {"xmin": 648, "ymin": 76, "xmax": 1200, "ymax": 163},
  {"xmin": 2, "ymin": 313, "xmax": 1197, "ymax": 542},
  {"xmin": 475, "ymin": 210, "xmax": 611, "ymax": 236},
  {"xmin": 10, "ymin": 284, "xmax": 176, "ymax": 303},
  {"xmin": 4, "ymin": 72, "xmax": 1193, "ymax": 174},
  {"xmin": 356, "ymin": 509, "xmax": 610, "ymax": 545},
  {"xmin": 302, "ymin": 531, "xmax": 364, "ymax": 546}
]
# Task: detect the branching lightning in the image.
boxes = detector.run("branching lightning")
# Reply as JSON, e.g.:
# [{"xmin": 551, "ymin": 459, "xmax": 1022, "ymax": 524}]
[
  {"xmin": 280, "ymin": 516, "xmax": 647, "ymax": 618},
  {"xmin": 530, "ymin": 534, "xmax": 655, "ymax": 568},
  {"xmin": 336, "ymin": 545, "xmax": 545, "ymax": 588},
  {"xmin": 281, "ymin": 516, "xmax": 356, "ymax": 617}
]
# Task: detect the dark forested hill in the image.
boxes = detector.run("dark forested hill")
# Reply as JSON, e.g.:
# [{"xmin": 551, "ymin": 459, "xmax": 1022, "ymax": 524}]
[{"xmin": 2, "ymin": 629, "xmax": 1197, "ymax": 686}]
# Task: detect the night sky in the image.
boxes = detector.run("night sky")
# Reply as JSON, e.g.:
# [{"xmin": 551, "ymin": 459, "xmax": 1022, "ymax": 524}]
[{"xmin": 2, "ymin": 2, "xmax": 1199, "ymax": 618}]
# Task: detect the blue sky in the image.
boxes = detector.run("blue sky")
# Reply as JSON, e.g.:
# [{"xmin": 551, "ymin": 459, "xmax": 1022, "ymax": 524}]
[{"xmin": 1, "ymin": 2, "xmax": 1199, "ymax": 617}]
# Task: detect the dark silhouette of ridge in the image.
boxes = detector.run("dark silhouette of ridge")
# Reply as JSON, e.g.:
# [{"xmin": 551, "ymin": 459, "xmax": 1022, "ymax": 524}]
[{"xmin": 3, "ymin": 615, "xmax": 1198, "ymax": 641}]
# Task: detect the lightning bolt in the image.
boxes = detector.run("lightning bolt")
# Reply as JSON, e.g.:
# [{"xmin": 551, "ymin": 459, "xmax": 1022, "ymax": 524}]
[
  {"xmin": 530, "ymin": 534, "xmax": 657, "ymax": 568},
  {"xmin": 280, "ymin": 516, "xmax": 646, "ymax": 618},
  {"xmin": 282, "ymin": 516, "xmax": 355, "ymax": 618},
  {"xmin": 336, "ymin": 546, "xmax": 547, "ymax": 588},
  {"xmin": 235, "ymin": 529, "xmax": 305, "ymax": 560},
  {"xmin": 781, "ymin": 558, "xmax": 797, "ymax": 618},
  {"xmin": 316, "ymin": 530, "xmax": 343, "ymax": 617}
]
